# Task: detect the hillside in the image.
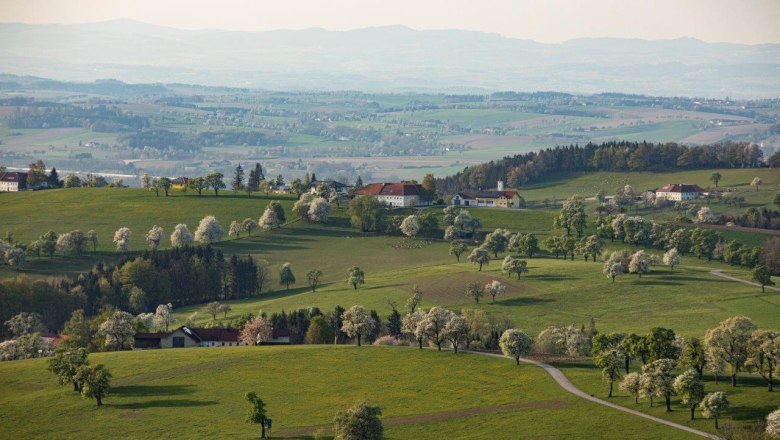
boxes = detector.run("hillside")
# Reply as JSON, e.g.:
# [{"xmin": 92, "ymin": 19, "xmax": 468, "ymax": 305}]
[{"xmin": 0, "ymin": 345, "xmax": 698, "ymax": 439}]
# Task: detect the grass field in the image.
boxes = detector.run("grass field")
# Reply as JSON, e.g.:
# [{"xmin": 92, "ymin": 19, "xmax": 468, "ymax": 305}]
[
  {"xmin": 0, "ymin": 345, "xmax": 699, "ymax": 439},
  {"xmin": 555, "ymin": 360, "xmax": 779, "ymax": 436}
]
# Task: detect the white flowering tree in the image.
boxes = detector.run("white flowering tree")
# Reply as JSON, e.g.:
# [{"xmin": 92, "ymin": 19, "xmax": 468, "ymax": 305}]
[
  {"xmin": 5, "ymin": 247, "xmax": 26, "ymax": 270},
  {"xmin": 502, "ymin": 255, "xmax": 528, "ymax": 279},
  {"xmin": 704, "ymin": 316, "xmax": 757, "ymax": 387},
  {"xmin": 152, "ymin": 303, "xmax": 176, "ymax": 332},
  {"xmin": 467, "ymin": 247, "xmax": 490, "ymax": 271},
  {"xmin": 112, "ymin": 227, "xmax": 131, "ymax": 253},
  {"xmin": 400, "ymin": 215, "xmax": 420, "ymax": 237},
  {"xmin": 443, "ymin": 315, "xmax": 469, "ymax": 354},
  {"xmin": 640, "ymin": 359, "xmax": 677, "ymax": 412},
  {"xmin": 259, "ymin": 207, "xmax": 281, "ymax": 229},
  {"xmin": 98, "ymin": 311, "xmax": 135, "ymax": 350},
  {"xmin": 629, "ymin": 250, "xmax": 652, "ymax": 278},
  {"xmin": 229, "ymin": 220, "xmax": 243, "ymax": 239},
  {"xmin": 242, "ymin": 218, "xmax": 258, "ymax": 236},
  {"xmin": 341, "ymin": 305, "xmax": 375, "ymax": 347},
  {"xmin": 499, "ymin": 329, "xmax": 532, "ymax": 365},
  {"xmin": 145, "ymin": 225, "xmax": 164, "ymax": 250},
  {"xmin": 700, "ymin": 392, "xmax": 729, "ymax": 429},
  {"xmin": 484, "ymin": 280, "xmax": 506, "ymax": 302},
  {"xmin": 695, "ymin": 207, "xmax": 716, "ymax": 224},
  {"xmin": 766, "ymin": 408, "xmax": 780, "ymax": 439},
  {"xmin": 663, "ymin": 248, "xmax": 681, "ymax": 270},
  {"xmin": 170, "ymin": 224, "xmax": 193, "ymax": 248},
  {"xmin": 194, "ymin": 215, "xmax": 224, "ymax": 244},
  {"xmin": 603, "ymin": 261, "xmax": 624, "ymax": 283},
  {"xmin": 308, "ymin": 197, "xmax": 332, "ymax": 223},
  {"xmin": 751, "ymin": 176, "xmax": 763, "ymax": 191},
  {"xmin": 619, "ymin": 372, "xmax": 642, "ymax": 404},
  {"xmin": 56, "ymin": 232, "xmax": 75, "ymax": 257},
  {"xmin": 423, "ymin": 307, "xmax": 455, "ymax": 351},
  {"xmin": 673, "ymin": 369, "xmax": 706, "ymax": 420},
  {"xmin": 402, "ymin": 310, "xmax": 427, "ymax": 349},
  {"xmin": 239, "ymin": 317, "xmax": 273, "ymax": 345},
  {"xmin": 292, "ymin": 193, "xmax": 315, "ymax": 221}
]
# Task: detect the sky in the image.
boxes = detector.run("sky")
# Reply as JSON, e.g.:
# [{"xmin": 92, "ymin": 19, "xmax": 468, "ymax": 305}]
[{"xmin": 0, "ymin": 0, "xmax": 779, "ymax": 44}]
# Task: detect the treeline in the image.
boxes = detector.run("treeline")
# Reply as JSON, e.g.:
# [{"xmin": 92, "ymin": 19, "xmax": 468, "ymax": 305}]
[
  {"xmin": 118, "ymin": 129, "xmax": 276, "ymax": 149},
  {"xmin": 437, "ymin": 141, "xmax": 765, "ymax": 193},
  {"xmin": 718, "ymin": 208, "xmax": 780, "ymax": 231},
  {"xmin": 0, "ymin": 246, "xmax": 265, "ymax": 338},
  {"xmin": 6, "ymin": 104, "xmax": 150, "ymax": 132}
]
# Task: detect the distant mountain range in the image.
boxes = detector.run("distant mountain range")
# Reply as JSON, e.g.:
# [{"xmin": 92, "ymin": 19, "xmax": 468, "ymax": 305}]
[{"xmin": 1, "ymin": 19, "xmax": 779, "ymax": 98}]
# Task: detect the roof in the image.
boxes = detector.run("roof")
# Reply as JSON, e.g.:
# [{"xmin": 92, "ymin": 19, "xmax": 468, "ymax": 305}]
[
  {"xmin": 134, "ymin": 327, "xmax": 240, "ymax": 343},
  {"xmin": 310, "ymin": 179, "xmax": 347, "ymax": 189},
  {"xmin": 356, "ymin": 182, "xmax": 421, "ymax": 196},
  {"xmin": 0, "ymin": 172, "xmax": 27, "ymax": 183},
  {"xmin": 656, "ymin": 184, "xmax": 705, "ymax": 193},
  {"xmin": 134, "ymin": 332, "xmax": 170, "ymax": 340},
  {"xmin": 171, "ymin": 177, "xmax": 189, "ymax": 185},
  {"xmin": 457, "ymin": 190, "xmax": 519, "ymax": 200}
]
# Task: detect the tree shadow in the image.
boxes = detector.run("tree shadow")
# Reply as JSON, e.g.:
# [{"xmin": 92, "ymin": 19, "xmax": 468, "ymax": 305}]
[
  {"xmin": 495, "ymin": 297, "xmax": 554, "ymax": 306},
  {"xmin": 112, "ymin": 384, "xmax": 197, "ymax": 397},
  {"xmin": 526, "ymin": 274, "xmax": 577, "ymax": 281},
  {"xmin": 628, "ymin": 280, "xmax": 683, "ymax": 286},
  {"xmin": 110, "ymin": 399, "xmax": 218, "ymax": 409}
]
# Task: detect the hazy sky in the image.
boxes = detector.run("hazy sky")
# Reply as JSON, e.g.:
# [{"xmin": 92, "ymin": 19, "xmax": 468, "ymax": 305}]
[{"xmin": 1, "ymin": 0, "xmax": 779, "ymax": 44}]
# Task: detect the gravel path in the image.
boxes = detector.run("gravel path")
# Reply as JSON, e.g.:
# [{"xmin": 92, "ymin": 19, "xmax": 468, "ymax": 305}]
[{"xmin": 710, "ymin": 269, "xmax": 780, "ymax": 292}]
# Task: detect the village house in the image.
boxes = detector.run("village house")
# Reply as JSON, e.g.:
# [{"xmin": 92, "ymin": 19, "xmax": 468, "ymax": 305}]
[
  {"xmin": 655, "ymin": 183, "xmax": 705, "ymax": 201},
  {"xmin": 0, "ymin": 172, "xmax": 27, "ymax": 192},
  {"xmin": 134, "ymin": 326, "xmax": 291, "ymax": 349},
  {"xmin": 451, "ymin": 179, "xmax": 523, "ymax": 209},
  {"xmin": 170, "ymin": 177, "xmax": 189, "ymax": 190},
  {"xmin": 309, "ymin": 178, "xmax": 349, "ymax": 195},
  {"xmin": 355, "ymin": 182, "xmax": 425, "ymax": 207}
]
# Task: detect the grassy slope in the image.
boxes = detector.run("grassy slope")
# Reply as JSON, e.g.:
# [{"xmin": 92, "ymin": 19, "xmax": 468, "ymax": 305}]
[
  {"xmin": 555, "ymin": 360, "xmax": 778, "ymax": 436},
  {"xmin": 0, "ymin": 346, "xmax": 696, "ymax": 440}
]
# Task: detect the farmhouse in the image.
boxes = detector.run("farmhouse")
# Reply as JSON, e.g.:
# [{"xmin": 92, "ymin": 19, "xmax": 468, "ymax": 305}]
[
  {"xmin": 451, "ymin": 179, "xmax": 523, "ymax": 209},
  {"xmin": 655, "ymin": 183, "xmax": 705, "ymax": 201},
  {"xmin": 170, "ymin": 177, "xmax": 189, "ymax": 190},
  {"xmin": 0, "ymin": 172, "xmax": 27, "ymax": 192},
  {"xmin": 133, "ymin": 326, "xmax": 292, "ymax": 349},
  {"xmin": 356, "ymin": 182, "xmax": 424, "ymax": 207},
  {"xmin": 309, "ymin": 179, "xmax": 349, "ymax": 195}
]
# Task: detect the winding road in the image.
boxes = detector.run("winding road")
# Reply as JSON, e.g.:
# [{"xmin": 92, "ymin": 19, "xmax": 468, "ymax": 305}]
[
  {"xmin": 710, "ymin": 269, "xmax": 780, "ymax": 292},
  {"xmin": 470, "ymin": 351, "xmax": 723, "ymax": 440}
]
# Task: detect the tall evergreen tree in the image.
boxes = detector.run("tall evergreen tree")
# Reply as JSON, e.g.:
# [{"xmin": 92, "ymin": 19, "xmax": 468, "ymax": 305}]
[{"xmin": 232, "ymin": 164, "xmax": 245, "ymax": 192}]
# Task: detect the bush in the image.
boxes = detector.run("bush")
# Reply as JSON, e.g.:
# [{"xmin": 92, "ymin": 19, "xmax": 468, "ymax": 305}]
[{"xmin": 372, "ymin": 336, "xmax": 399, "ymax": 346}]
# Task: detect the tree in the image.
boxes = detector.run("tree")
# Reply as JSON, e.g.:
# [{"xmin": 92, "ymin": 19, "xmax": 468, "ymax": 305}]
[
  {"xmin": 333, "ymin": 401, "xmax": 383, "ymax": 440},
  {"xmin": 259, "ymin": 206, "xmax": 281, "ymax": 229},
  {"xmin": 153, "ymin": 303, "xmax": 176, "ymax": 332},
  {"xmin": 751, "ymin": 176, "xmax": 763, "ymax": 191},
  {"xmin": 348, "ymin": 196, "xmax": 385, "ymax": 232},
  {"xmin": 98, "ymin": 311, "xmax": 135, "ymax": 351},
  {"xmin": 751, "ymin": 265, "xmax": 775, "ymax": 292},
  {"xmin": 641, "ymin": 359, "xmax": 677, "ymax": 412},
  {"xmin": 64, "ymin": 174, "xmax": 81, "ymax": 188},
  {"xmin": 680, "ymin": 337, "xmax": 707, "ymax": 379},
  {"xmin": 156, "ymin": 177, "xmax": 172, "ymax": 196},
  {"xmin": 518, "ymin": 233, "xmax": 541, "ymax": 258},
  {"xmin": 279, "ymin": 263, "xmax": 296, "ymax": 290},
  {"xmin": 465, "ymin": 282, "xmax": 484, "ymax": 304},
  {"xmin": 305, "ymin": 315, "xmax": 335, "ymax": 344},
  {"xmin": 402, "ymin": 310, "xmax": 426, "ymax": 349},
  {"xmin": 4, "ymin": 247, "xmax": 25, "ymax": 270},
  {"xmin": 112, "ymin": 227, "xmax": 131, "ymax": 253},
  {"xmin": 700, "ymin": 392, "xmax": 729, "ymax": 429},
  {"xmin": 240, "ymin": 317, "xmax": 273, "ymax": 345},
  {"xmin": 48, "ymin": 347, "xmax": 89, "ymax": 392},
  {"xmin": 710, "ymin": 172, "xmax": 721, "ymax": 188},
  {"xmin": 86, "ymin": 230, "xmax": 98, "ymax": 252},
  {"xmin": 484, "ymin": 280, "xmax": 506, "ymax": 303},
  {"xmin": 502, "ymin": 256, "xmax": 528, "ymax": 279},
  {"xmin": 308, "ymin": 197, "xmax": 332, "ymax": 223},
  {"xmin": 467, "ymin": 247, "xmax": 490, "ymax": 271},
  {"xmin": 245, "ymin": 391, "xmax": 269, "ymax": 438},
  {"xmin": 141, "ymin": 173, "xmax": 152, "ymax": 189},
  {"xmin": 604, "ymin": 261, "xmax": 624, "ymax": 283},
  {"xmin": 232, "ymin": 164, "xmax": 245, "ymax": 192},
  {"xmin": 767, "ymin": 408, "xmax": 780, "ymax": 438},
  {"xmin": 704, "ymin": 316, "xmax": 757, "ymax": 387},
  {"xmin": 293, "ymin": 193, "xmax": 314, "ymax": 221},
  {"xmin": 399, "ymin": 215, "xmax": 420, "ymax": 237},
  {"xmin": 341, "ymin": 305, "xmax": 375, "ymax": 347},
  {"xmin": 695, "ymin": 207, "xmax": 716, "ymax": 224},
  {"xmin": 663, "ymin": 248, "xmax": 681, "ymax": 270},
  {"xmin": 386, "ymin": 306, "xmax": 402, "ymax": 338},
  {"xmin": 242, "ymin": 218, "xmax": 257, "ymax": 237},
  {"xmin": 40, "ymin": 230, "xmax": 57, "ymax": 257},
  {"xmin": 594, "ymin": 344, "xmax": 624, "ymax": 398},
  {"xmin": 420, "ymin": 173, "xmax": 436, "ymax": 201},
  {"xmin": 5, "ymin": 312, "xmax": 43, "ymax": 337},
  {"xmin": 443, "ymin": 315, "xmax": 469, "ymax": 354},
  {"xmin": 229, "ymin": 220, "xmax": 243, "ymax": 239},
  {"xmin": 61, "ymin": 310, "xmax": 91, "ymax": 350},
  {"xmin": 346, "ymin": 266, "xmax": 365, "ymax": 290},
  {"xmin": 206, "ymin": 301, "xmax": 221, "ymax": 320},
  {"xmin": 483, "ymin": 228, "xmax": 509, "ymax": 258},
  {"xmin": 75, "ymin": 364, "xmax": 111, "ymax": 406},
  {"xmin": 619, "ymin": 372, "xmax": 642, "ymax": 404},
  {"xmin": 747, "ymin": 329, "xmax": 779, "ymax": 392},
  {"xmin": 205, "ymin": 172, "xmax": 226, "ymax": 196},
  {"xmin": 423, "ymin": 307, "xmax": 454, "ymax": 351},
  {"xmin": 128, "ymin": 286, "xmax": 148, "ymax": 314},
  {"xmin": 628, "ymin": 250, "xmax": 652, "ymax": 278},
  {"xmin": 449, "ymin": 242, "xmax": 467, "ymax": 262},
  {"xmin": 499, "ymin": 329, "xmax": 532, "ymax": 365},
  {"xmin": 145, "ymin": 225, "xmax": 164, "ymax": 250},
  {"xmin": 554, "ymin": 196, "xmax": 587, "ymax": 236},
  {"xmin": 189, "ymin": 176, "xmax": 208, "ymax": 196},
  {"xmin": 646, "ymin": 327, "xmax": 678, "ymax": 362},
  {"xmin": 306, "ymin": 269, "xmax": 323, "ymax": 292},
  {"xmin": 194, "ymin": 215, "xmax": 224, "ymax": 244},
  {"xmin": 407, "ymin": 286, "xmax": 423, "ymax": 313},
  {"xmin": 170, "ymin": 224, "xmax": 193, "ymax": 247},
  {"xmin": 775, "ymin": 193, "xmax": 780, "ymax": 210},
  {"xmin": 674, "ymin": 369, "xmax": 706, "ymax": 420}
]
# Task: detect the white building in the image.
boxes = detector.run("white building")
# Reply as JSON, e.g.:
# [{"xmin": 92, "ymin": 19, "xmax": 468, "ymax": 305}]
[
  {"xmin": 0, "ymin": 172, "xmax": 27, "ymax": 192},
  {"xmin": 655, "ymin": 183, "xmax": 705, "ymax": 201},
  {"xmin": 355, "ymin": 182, "xmax": 424, "ymax": 207}
]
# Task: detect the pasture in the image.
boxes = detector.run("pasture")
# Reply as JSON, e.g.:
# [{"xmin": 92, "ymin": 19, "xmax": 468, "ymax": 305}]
[{"xmin": 0, "ymin": 345, "xmax": 697, "ymax": 439}]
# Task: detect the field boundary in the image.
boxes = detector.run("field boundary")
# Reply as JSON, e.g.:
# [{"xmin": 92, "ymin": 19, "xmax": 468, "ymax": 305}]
[{"xmin": 710, "ymin": 270, "xmax": 780, "ymax": 292}]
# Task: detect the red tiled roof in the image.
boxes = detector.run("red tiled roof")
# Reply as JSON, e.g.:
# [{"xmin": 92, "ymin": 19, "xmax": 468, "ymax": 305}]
[
  {"xmin": 189, "ymin": 328, "xmax": 239, "ymax": 342},
  {"xmin": 656, "ymin": 184, "xmax": 705, "ymax": 193},
  {"xmin": 356, "ymin": 182, "xmax": 421, "ymax": 196},
  {"xmin": 0, "ymin": 172, "xmax": 27, "ymax": 182}
]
